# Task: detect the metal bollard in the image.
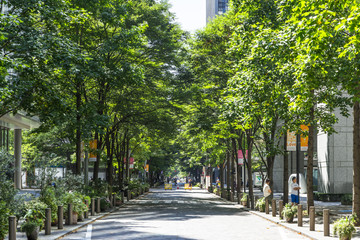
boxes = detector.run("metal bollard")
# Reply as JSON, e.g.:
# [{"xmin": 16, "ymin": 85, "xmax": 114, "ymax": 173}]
[
  {"xmin": 265, "ymin": 198, "xmax": 270, "ymax": 214},
  {"xmin": 91, "ymin": 198, "xmax": 95, "ymax": 216},
  {"xmin": 113, "ymin": 194, "xmax": 116, "ymax": 207},
  {"xmin": 109, "ymin": 195, "xmax": 113, "ymax": 208},
  {"xmin": 272, "ymin": 199, "xmax": 276, "ymax": 217},
  {"xmin": 67, "ymin": 203, "xmax": 73, "ymax": 225},
  {"xmin": 298, "ymin": 204, "xmax": 303, "ymax": 227},
  {"xmin": 309, "ymin": 206, "xmax": 315, "ymax": 231},
  {"xmin": 96, "ymin": 198, "xmax": 101, "ymax": 213},
  {"xmin": 58, "ymin": 206, "xmax": 63, "ymax": 229},
  {"xmin": 45, "ymin": 208, "xmax": 51, "ymax": 235},
  {"xmin": 9, "ymin": 216, "xmax": 16, "ymax": 240},
  {"xmin": 121, "ymin": 191, "xmax": 124, "ymax": 204},
  {"xmin": 324, "ymin": 209, "xmax": 330, "ymax": 236},
  {"xmin": 127, "ymin": 190, "xmax": 130, "ymax": 201},
  {"xmin": 84, "ymin": 199, "xmax": 89, "ymax": 218},
  {"xmin": 279, "ymin": 200, "xmax": 283, "ymax": 219}
]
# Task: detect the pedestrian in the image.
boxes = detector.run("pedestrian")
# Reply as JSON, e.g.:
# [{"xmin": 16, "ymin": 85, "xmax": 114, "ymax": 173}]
[
  {"xmin": 291, "ymin": 176, "xmax": 301, "ymax": 205},
  {"xmin": 263, "ymin": 179, "xmax": 271, "ymax": 202}
]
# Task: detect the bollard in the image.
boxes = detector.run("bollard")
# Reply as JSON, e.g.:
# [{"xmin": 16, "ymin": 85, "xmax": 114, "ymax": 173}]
[
  {"xmin": 96, "ymin": 198, "xmax": 101, "ymax": 213},
  {"xmin": 84, "ymin": 199, "xmax": 89, "ymax": 218},
  {"xmin": 58, "ymin": 206, "xmax": 63, "ymax": 229},
  {"xmin": 91, "ymin": 198, "xmax": 95, "ymax": 216},
  {"xmin": 324, "ymin": 209, "xmax": 330, "ymax": 236},
  {"xmin": 113, "ymin": 194, "xmax": 117, "ymax": 207},
  {"xmin": 265, "ymin": 198, "xmax": 270, "ymax": 214},
  {"xmin": 9, "ymin": 216, "xmax": 16, "ymax": 240},
  {"xmin": 272, "ymin": 199, "xmax": 276, "ymax": 217},
  {"xmin": 279, "ymin": 200, "xmax": 283, "ymax": 219},
  {"xmin": 298, "ymin": 204, "xmax": 303, "ymax": 227},
  {"xmin": 67, "ymin": 203, "xmax": 73, "ymax": 225},
  {"xmin": 127, "ymin": 190, "xmax": 130, "ymax": 201},
  {"xmin": 121, "ymin": 191, "xmax": 124, "ymax": 204},
  {"xmin": 309, "ymin": 206, "xmax": 315, "ymax": 231},
  {"xmin": 109, "ymin": 195, "xmax": 113, "ymax": 208},
  {"xmin": 230, "ymin": 192, "xmax": 234, "ymax": 202},
  {"xmin": 45, "ymin": 208, "xmax": 51, "ymax": 235},
  {"xmin": 237, "ymin": 192, "xmax": 241, "ymax": 204}
]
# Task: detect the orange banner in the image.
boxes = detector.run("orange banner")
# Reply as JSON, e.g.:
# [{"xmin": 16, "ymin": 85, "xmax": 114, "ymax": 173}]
[
  {"xmin": 300, "ymin": 125, "xmax": 309, "ymax": 151},
  {"xmin": 89, "ymin": 140, "xmax": 97, "ymax": 162}
]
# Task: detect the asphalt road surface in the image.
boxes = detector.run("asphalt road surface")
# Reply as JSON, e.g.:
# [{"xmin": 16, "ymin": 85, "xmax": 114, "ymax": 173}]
[{"xmin": 65, "ymin": 185, "xmax": 309, "ymax": 240}]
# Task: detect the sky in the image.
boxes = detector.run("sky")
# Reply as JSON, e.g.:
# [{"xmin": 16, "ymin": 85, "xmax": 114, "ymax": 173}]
[{"xmin": 168, "ymin": 0, "xmax": 206, "ymax": 33}]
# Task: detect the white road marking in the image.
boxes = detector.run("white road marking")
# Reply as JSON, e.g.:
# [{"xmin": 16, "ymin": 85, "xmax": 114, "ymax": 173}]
[
  {"xmin": 85, "ymin": 224, "xmax": 92, "ymax": 240},
  {"xmin": 165, "ymin": 200, "xmax": 171, "ymax": 204},
  {"xmin": 178, "ymin": 200, "xmax": 185, "ymax": 204}
]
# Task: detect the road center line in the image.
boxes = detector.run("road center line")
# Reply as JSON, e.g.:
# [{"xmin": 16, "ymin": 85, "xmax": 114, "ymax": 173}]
[{"xmin": 85, "ymin": 224, "xmax": 92, "ymax": 240}]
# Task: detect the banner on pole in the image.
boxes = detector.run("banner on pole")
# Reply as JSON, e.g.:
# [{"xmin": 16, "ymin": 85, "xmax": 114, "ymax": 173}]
[
  {"xmin": 237, "ymin": 150, "xmax": 247, "ymax": 165},
  {"xmin": 89, "ymin": 140, "xmax": 97, "ymax": 162},
  {"xmin": 300, "ymin": 125, "xmax": 309, "ymax": 151},
  {"xmin": 286, "ymin": 131, "xmax": 296, "ymax": 151}
]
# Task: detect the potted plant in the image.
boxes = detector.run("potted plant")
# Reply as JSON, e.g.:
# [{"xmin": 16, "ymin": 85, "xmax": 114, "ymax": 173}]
[
  {"xmin": 256, "ymin": 197, "xmax": 266, "ymax": 212},
  {"xmin": 241, "ymin": 193, "xmax": 248, "ymax": 206},
  {"xmin": 63, "ymin": 192, "xmax": 88, "ymax": 224},
  {"xmin": 333, "ymin": 215, "xmax": 356, "ymax": 240},
  {"xmin": 21, "ymin": 220, "xmax": 42, "ymax": 240},
  {"xmin": 282, "ymin": 203, "xmax": 297, "ymax": 223}
]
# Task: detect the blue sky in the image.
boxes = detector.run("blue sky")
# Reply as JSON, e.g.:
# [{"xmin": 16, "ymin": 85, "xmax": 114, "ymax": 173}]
[{"xmin": 168, "ymin": 0, "xmax": 206, "ymax": 33}]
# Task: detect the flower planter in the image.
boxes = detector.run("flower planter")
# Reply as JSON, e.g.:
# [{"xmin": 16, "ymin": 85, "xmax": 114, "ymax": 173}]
[
  {"xmin": 340, "ymin": 234, "xmax": 352, "ymax": 240},
  {"xmin": 26, "ymin": 227, "xmax": 39, "ymax": 240},
  {"xmin": 241, "ymin": 201, "xmax": 247, "ymax": 207},
  {"xmin": 285, "ymin": 216, "xmax": 294, "ymax": 223}
]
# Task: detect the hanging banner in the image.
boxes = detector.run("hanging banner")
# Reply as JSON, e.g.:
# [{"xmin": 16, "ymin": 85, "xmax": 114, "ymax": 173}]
[
  {"xmin": 130, "ymin": 157, "xmax": 134, "ymax": 169},
  {"xmin": 300, "ymin": 125, "xmax": 309, "ymax": 151},
  {"xmin": 81, "ymin": 142, "xmax": 85, "ymax": 161},
  {"xmin": 287, "ymin": 126, "xmax": 309, "ymax": 151},
  {"xmin": 286, "ymin": 131, "xmax": 296, "ymax": 151},
  {"xmin": 124, "ymin": 157, "xmax": 135, "ymax": 169},
  {"xmin": 145, "ymin": 164, "xmax": 149, "ymax": 172},
  {"xmin": 237, "ymin": 150, "xmax": 248, "ymax": 165},
  {"xmin": 89, "ymin": 140, "xmax": 97, "ymax": 162}
]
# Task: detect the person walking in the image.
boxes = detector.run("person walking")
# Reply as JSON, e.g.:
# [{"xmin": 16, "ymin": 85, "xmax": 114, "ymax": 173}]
[
  {"xmin": 263, "ymin": 179, "xmax": 272, "ymax": 202},
  {"xmin": 291, "ymin": 176, "xmax": 301, "ymax": 205}
]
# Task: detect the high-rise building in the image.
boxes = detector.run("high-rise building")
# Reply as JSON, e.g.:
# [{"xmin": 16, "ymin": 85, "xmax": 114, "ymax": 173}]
[{"xmin": 206, "ymin": 0, "xmax": 229, "ymax": 23}]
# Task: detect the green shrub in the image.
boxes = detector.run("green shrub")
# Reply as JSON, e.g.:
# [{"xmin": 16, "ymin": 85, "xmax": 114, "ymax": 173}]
[
  {"xmin": 341, "ymin": 194, "xmax": 352, "ymax": 205},
  {"xmin": 39, "ymin": 187, "xmax": 59, "ymax": 222},
  {"xmin": 0, "ymin": 201, "xmax": 10, "ymax": 240},
  {"xmin": 333, "ymin": 215, "xmax": 356, "ymax": 239},
  {"xmin": 21, "ymin": 220, "xmax": 41, "ymax": 234},
  {"xmin": 24, "ymin": 200, "xmax": 47, "ymax": 230},
  {"xmin": 62, "ymin": 192, "xmax": 88, "ymax": 215}
]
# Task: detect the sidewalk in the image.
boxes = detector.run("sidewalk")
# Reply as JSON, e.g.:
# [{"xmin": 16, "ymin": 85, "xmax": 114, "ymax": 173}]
[
  {"xmin": 11, "ymin": 192, "xmax": 150, "ymax": 240},
  {"xmin": 248, "ymin": 208, "xmax": 360, "ymax": 240}
]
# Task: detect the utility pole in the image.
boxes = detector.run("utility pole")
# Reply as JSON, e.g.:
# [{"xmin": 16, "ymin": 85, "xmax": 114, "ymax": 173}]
[{"xmin": 296, "ymin": 133, "xmax": 301, "ymax": 203}]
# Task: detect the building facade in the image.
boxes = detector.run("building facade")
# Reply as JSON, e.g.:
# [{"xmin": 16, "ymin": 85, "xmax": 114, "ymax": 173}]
[{"xmin": 206, "ymin": 0, "xmax": 229, "ymax": 23}]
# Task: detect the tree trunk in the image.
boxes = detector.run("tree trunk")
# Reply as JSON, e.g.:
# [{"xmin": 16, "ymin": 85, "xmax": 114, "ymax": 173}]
[
  {"xmin": 353, "ymin": 100, "xmax": 360, "ymax": 225},
  {"xmin": 93, "ymin": 132, "xmax": 99, "ymax": 180},
  {"xmin": 220, "ymin": 159, "xmax": 224, "ymax": 197},
  {"xmin": 283, "ymin": 133, "xmax": 289, "ymax": 204},
  {"xmin": 125, "ymin": 137, "xmax": 130, "ymax": 183},
  {"xmin": 231, "ymin": 139, "xmax": 236, "ymax": 195},
  {"xmin": 75, "ymin": 86, "xmax": 82, "ymax": 175},
  {"xmin": 307, "ymin": 105, "xmax": 315, "ymax": 209},
  {"xmin": 247, "ymin": 132, "xmax": 254, "ymax": 209},
  {"xmin": 226, "ymin": 150, "xmax": 231, "ymax": 199}
]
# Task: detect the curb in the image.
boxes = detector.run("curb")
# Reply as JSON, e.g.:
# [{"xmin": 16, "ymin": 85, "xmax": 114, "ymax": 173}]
[{"xmin": 248, "ymin": 209, "xmax": 316, "ymax": 240}]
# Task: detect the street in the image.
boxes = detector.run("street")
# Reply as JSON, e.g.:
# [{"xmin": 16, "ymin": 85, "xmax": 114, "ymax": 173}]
[{"xmin": 65, "ymin": 186, "xmax": 309, "ymax": 240}]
